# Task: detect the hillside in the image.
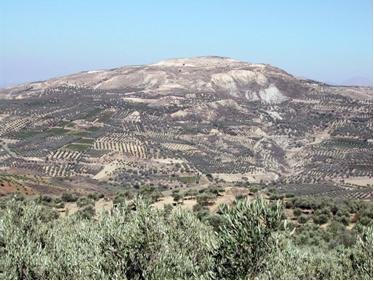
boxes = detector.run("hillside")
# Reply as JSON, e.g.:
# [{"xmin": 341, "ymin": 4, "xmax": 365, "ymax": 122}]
[{"xmin": 0, "ymin": 56, "xmax": 372, "ymax": 199}]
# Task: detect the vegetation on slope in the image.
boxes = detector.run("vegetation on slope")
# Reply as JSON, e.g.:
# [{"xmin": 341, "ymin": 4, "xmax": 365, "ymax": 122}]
[{"xmin": 0, "ymin": 194, "xmax": 372, "ymax": 280}]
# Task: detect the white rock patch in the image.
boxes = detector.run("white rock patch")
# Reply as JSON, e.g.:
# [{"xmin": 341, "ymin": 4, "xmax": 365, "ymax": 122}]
[
  {"xmin": 266, "ymin": 110, "xmax": 283, "ymax": 120},
  {"xmin": 258, "ymin": 85, "xmax": 288, "ymax": 104}
]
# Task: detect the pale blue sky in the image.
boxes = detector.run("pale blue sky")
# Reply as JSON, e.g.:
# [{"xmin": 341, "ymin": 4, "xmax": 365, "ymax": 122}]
[{"xmin": 0, "ymin": 0, "xmax": 372, "ymax": 87}]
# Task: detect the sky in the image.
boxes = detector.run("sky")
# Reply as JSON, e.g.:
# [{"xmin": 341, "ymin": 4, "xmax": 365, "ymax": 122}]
[{"xmin": 0, "ymin": 0, "xmax": 372, "ymax": 87}]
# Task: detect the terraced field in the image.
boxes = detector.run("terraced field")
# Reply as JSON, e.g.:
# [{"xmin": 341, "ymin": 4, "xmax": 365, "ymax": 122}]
[{"xmin": 0, "ymin": 57, "xmax": 372, "ymax": 199}]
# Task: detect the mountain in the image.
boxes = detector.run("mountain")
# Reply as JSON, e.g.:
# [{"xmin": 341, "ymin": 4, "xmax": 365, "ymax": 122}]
[
  {"xmin": 0, "ymin": 56, "xmax": 372, "ymax": 198},
  {"xmin": 1, "ymin": 56, "xmax": 371, "ymax": 101}
]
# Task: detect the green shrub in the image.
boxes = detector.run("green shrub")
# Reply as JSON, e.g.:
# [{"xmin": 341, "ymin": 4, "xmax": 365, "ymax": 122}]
[
  {"xmin": 206, "ymin": 213, "xmax": 227, "ymax": 231},
  {"xmin": 335, "ymin": 211, "xmax": 351, "ymax": 226},
  {"xmin": 87, "ymin": 193, "xmax": 102, "ymax": 201},
  {"xmin": 122, "ymin": 190, "xmax": 134, "ymax": 200},
  {"xmin": 172, "ymin": 192, "xmax": 183, "ymax": 203},
  {"xmin": 318, "ymin": 207, "xmax": 332, "ymax": 217},
  {"xmin": 260, "ymin": 236, "xmax": 347, "ymax": 279},
  {"xmin": 262, "ymin": 224, "xmax": 372, "ymax": 280},
  {"xmin": 76, "ymin": 197, "xmax": 94, "ymax": 208},
  {"xmin": 92, "ymin": 200, "xmax": 218, "ymax": 279},
  {"xmin": 235, "ymin": 193, "xmax": 246, "ymax": 201},
  {"xmin": 313, "ymin": 214, "xmax": 329, "ymax": 225},
  {"xmin": 163, "ymin": 203, "xmax": 173, "ymax": 214},
  {"xmin": 150, "ymin": 191, "xmax": 162, "ymax": 202},
  {"xmin": 298, "ymin": 215, "xmax": 308, "ymax": 224},
  {"xmin": 344, "ymin": 224, "xmax": 373, "ymax": 279},
  {"xmin": 192, "ymin": 203, "xmax": 210, "ymax": 220},
  {"xmin": 61, "ymin": 192, "xmax": 78, "ymax": 202},
  {"xmin": 214, "ymin": 197, "xmax": 283, "ymax": 279},
  {"xmin": 196, "ymin": 193, "xmax": 216, "ymax": 206},
  {"xmin": 0, "ymin": 200, "xmax": 59, "ymax": 279},
  {"xmin": 0, "ymin": 196, "xmax": 371, "ymax": 280},
  {"xmin": 139, "ymin": 186, "xmax": 162, "ymax": 203},
  {"xmin": 113, "ymin": 193, "xmax": 127, "ymax": 207},
  {"xmin": 40, "ymin": 195, "xmax": 53, "ymax": 203},
  {"xmin": 77, "ymin": 205, "xmax": 95, "ymax": 219},
  {"xmin": 293, "ymin": 208, "xmax": 302, "ymax": 216},
  {"xmin": 285, "ymin": 200, "xmax": 294, "ymax": 208},
  {"xmin": 358, "ymin": 215, "xmax": 372, "ymax": 226},
  {"xmin": 184, "ymin": 189, "xmax": 198, "ymax": 197},
  {"xmin": 206, "ymin": 187, "xmax": 221, "ymax": 196},
  {"xmin": 9, "ymin": 192, "xmax": 25, "ymax": 201}
]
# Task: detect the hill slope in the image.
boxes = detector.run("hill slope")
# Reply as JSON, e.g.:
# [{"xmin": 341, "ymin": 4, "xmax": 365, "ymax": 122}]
[
  {"xmin": 0, "ymin": 57, "xmax": 372, "ymax": 197},
  {"xmin": 1, "ymin": 56, "xmax": 371, "ymax": 101}
]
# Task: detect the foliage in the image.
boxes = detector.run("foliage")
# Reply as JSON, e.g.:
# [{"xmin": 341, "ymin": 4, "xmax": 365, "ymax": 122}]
[
  {"xmin": 61, "ymin": 192, "xmax": 78, "ymax": 202},
  {"xmin": 214, "ymin": 197, "xmax": 284, "ymax": 279},
  {"xmin": 76, "ymin": 196, "xmax": 95, "ymax": 208},
  {"xmin": 0, "ymin": 196, "xmax": 372, "ymax": 280},
  {"xmin": 0, "ymin": 198, "xmax": 217, "ymax": 279},
  {"xmin": 260, "ymin": 224, "xmax": 373, "ymax": 280}
]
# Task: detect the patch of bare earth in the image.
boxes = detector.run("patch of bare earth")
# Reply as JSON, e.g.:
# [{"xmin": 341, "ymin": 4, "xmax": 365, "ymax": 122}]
[
  {"xmin": 152, "ymin": 187, "xmax": 253, "ymax": 212},
  {"xmin": 0, "ymin": 181, "xmax": 35, "ymax": 196},
  {"xmin": 342, "ymin": 177, "xmax": 373, "ymax": 187}
]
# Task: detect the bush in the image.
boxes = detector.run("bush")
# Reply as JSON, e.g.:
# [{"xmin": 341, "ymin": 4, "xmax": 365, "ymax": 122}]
[
  {"xmin": 214, "ymin": 197, "xmax": 283, "ymax": 279},
  {"xmin": 40, "ymin": 195, "xmax": 53, "ymax": 203},
  {"xmin": 192, "ymin": 203, "xmax": 210, "ymax": 220},
  {"xmin": 285, "ymin": 200, "xmax": 293, "ymax": 209},
  {"xmin": 313, "ymin": 214, "xmax": 329, "ymax": 225},
  {"xmin": 260, "ymin": 235, "xmax": 347, "ymax": 279},
  {"xmin": 248, "ymin": 187, "xmax": 258, "ymax": 193},
  {"xmin": 87, "ymin": 193, "xmax": 104, "ymax": 201},
  {"xmin": 235, "ymin": 193, "xmax": 246, "ymax": 201},
  {"xmin": 76, "ymin": 197, "xmax": 94, "ymax": 208},
  {"xmin": 269, "ymin": 194, "xmax": 284, "ymax": 200},
  {"xmin": 172, "ymin": 192, "xmax": 182, "ymax": 203},
  {"xmin": 0, "ymin": 197, "xmax": 371, "ymax": 280},
  {"xmin": 206, "ymin": 213, "xmax": 227, "ymax": 231},
  {"xmin": 61, "ymin": 192, "xmax": 78, "ymax": 202},
  {"xmin": 150, "ymin": 191, "xmax": 162, "ymax": 202},
  {"xmin": 358, "ymin": 215, "xmax": 372, "ymax": 226},
  {"xmin": 261, "ymin": 223, "xmax": 372, "ymax": 280},
  {"xmin": 184, "ymin": 189, "xmax": 198, "ymax": 197},
  {"xmin": 335, "ymin": 211, "xmax": 351, "ymax": 226},
  {"xmin": 293, "ymin": 208, "xmax": 302, "ymax": 217},
  {"xmin": 318, "ymin": 207, "xmax": 332, "ymax": 217},
  {"xmin": 77, "ymin": 205, "xmax": 95, "ymax": 219},
  {"xmin": 122, "ymin": 190, "xmax": 134, "ymax": 200},
  {"xmin": 9, "ymin": 192, "xmax": 25, "ymax": 201},
  {"xmin": 206, "ymin": 187, "xmax": 221, "ymax": 196},
  {"xmin": 196, "ymin": 193, "xmax": 216, "ymax": 206},
  {"xmin": 344, "ymin": 224, "xmax": 373, "ymax": 279},
  {"xmin": 297, "ymin": 215, "xmax": 308, "ymax": 224},
  {"xmin": 293, "ymin": 197, "xmax": 315, "ymax": 209},
  {"xmin": 163, "ymin": 203, "xmax": 173, "ymax": 214},
  {"xmin": 139, "ymin": 186, "xmax": 162, "ymax": 203},
  {"xmin": 113, "ymin": 193, "xmax": 126, "ymax": 207}
]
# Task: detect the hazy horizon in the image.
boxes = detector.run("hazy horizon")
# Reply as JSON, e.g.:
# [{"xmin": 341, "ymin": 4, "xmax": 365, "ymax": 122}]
[
  {"xmin": 0, "ymin": 56, "xmax": 372, "ymax": 89},
  {"xmin": 1, "ymin": 0, "xmax": 372, "ymax": 88}
]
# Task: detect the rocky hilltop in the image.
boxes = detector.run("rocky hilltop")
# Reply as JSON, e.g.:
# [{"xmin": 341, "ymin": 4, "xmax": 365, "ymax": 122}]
[
  {"xmin": 0, "ymin": 57, "xmax": 372, "ymax": 199},
  {"xmin": 1, "ymin": 56, "xmax": 371, "ymax": 101}
]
